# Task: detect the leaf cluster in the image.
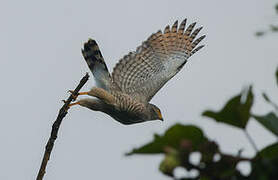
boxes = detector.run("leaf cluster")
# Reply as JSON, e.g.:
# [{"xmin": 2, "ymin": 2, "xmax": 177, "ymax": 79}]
[
  {"xmin": 256, "ymin": 3, "xmax": 278, "ymax": 36},
  {"xmin": 127, "ymin": 68, "xmax": 278, "ymax": 180}
]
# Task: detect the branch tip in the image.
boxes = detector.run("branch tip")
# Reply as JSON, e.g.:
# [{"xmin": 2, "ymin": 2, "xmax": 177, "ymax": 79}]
[{"xmin": 36, "ymin": 73, "xmax": 89, "ymax": 180}]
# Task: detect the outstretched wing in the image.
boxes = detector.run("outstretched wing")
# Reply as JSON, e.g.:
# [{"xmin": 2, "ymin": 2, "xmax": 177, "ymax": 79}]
[{"xmin": 112, "ymin": 19, "xmax": 205, "ymax": 102}]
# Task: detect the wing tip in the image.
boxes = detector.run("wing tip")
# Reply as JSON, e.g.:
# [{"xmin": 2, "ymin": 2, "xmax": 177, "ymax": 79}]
[{"xmin": 191, "ymin": 44, "xmax": 205, "ymax": 56}]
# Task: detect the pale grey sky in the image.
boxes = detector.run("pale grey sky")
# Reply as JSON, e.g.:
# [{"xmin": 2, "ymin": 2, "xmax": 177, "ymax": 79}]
[{"xmin": 0, "ymin": 0, "xmax": 277, "ymax": 179}]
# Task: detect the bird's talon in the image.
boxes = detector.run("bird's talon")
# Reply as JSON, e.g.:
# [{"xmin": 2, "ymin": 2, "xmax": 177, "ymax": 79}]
[
  {"xmin": 68, "ymin": 90, "xmax": 78, "ymax": 100},
  {"xmin": 69, "ymin": 101, "xmax": 80, "ymax": 107},
  {"xmin": 72, "ymin": 95, "xmax": 78, "ymax": 100},
  {"xmin": 68, "ymin": 90, "xmax": 74, "ymax": 94}
]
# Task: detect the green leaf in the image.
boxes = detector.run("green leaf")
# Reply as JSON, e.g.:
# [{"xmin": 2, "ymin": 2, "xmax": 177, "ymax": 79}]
[
  {"xmin": 270, "ymin": 25, "xmax": 278, "ymax": 32},
  {"xmin": 250, "ymin": 143, "xmax": 278, "ymax": 179},
  {"xmin": 259, "ymin": 143, "xmax": 278, "ymax": 160},
  {"xmin": 126, "ymin": 124, "xmax": 207, "ymax": 155},
  {"xmin": 276, "ymin": 67, "xmax": 278, "ymax": 86},
  {"xmin": 253, "ymin": 113, "xmax": 278, "ymax": 137},
  {"xmin": 202, "ymin": 86, "xmax": 254, "ymax": 129},
  {"xmin": 262, "ymin": 93, "xmax": 278, "ymax": 112},
  {"xmin": 255, "ymin": 31, "xmax": 265, "ymax": 37}
]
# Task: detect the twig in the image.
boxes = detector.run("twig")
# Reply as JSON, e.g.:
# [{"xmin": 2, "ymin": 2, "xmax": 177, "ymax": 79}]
[
  {"xmin": 36, "ymin": 73, "xmax": 89, "ymax": 180},
  {"xmin": 244, "ymin": 130, "xmax": 258, "ymax": 153}
]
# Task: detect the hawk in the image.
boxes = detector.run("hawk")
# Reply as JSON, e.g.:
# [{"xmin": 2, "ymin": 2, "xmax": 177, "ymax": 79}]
[{"xmin": 70, "ymin": 19, "xmax": 205, "ymax": 125}]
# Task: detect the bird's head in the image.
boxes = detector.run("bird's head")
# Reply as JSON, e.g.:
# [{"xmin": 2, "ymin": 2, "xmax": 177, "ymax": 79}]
[{"xmin": 148, "ymin": 104, "xmax": 164, "ymax": 121}]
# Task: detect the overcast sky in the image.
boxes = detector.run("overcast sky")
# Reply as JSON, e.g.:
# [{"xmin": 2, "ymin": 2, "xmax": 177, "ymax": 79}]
[{"xmin": 0, "ymin": 0, "xmax": 277, "ymax": 179}]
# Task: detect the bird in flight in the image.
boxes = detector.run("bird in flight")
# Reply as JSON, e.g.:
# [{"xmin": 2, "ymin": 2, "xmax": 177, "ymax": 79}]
[{"xmin": 69, "ymin": 19, "xmax": 205, "ymax": 125}]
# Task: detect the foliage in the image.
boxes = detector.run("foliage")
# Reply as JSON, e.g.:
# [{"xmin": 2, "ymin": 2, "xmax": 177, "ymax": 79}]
[
  {"xmin": 202, "ymin": 86, "xmax": 253, "ymax": 129},
  {"xmin": 253, "ymin": 113, "xmax": 278, "ymax": 136},
  {"xmin": 276, "ymin": 68, "xmax": 278, "ymax": 86},
  {"xmin": 256, "ymin": 4, "xmax": 278, "ymax": 36},
  {"xmin": 249, "ymin": 143, "xmax": 278, "ymax": 179},
  {"xmin": 127, "ymin": 124, "xmax": 249, "ymax": 179},
  {"xmin": 126, "ymin": 3, "xmax": 278, "ymax": 179},
  {"xmin": 126, "ymin": 124, "xmax": 207, "ymax": 155},
  {"xmin": 127, "ymin": 67, "xmax": 278, "ymax": 180}
]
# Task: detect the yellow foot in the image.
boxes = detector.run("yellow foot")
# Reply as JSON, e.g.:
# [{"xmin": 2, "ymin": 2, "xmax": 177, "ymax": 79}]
[
  {"xmin": 69, "ymin": 101, "xmax": 81, "ymax": 107},
  {"xmin": 68, "ymin": 90, "xmax": 89, "ymax": 100},
  {"xmin": 78, "ymin": 92, "xmax": 89, "ymax": 95},
  {"xmin": 62, "ymin": 100, "xmax": 80, "ymax": 111}
]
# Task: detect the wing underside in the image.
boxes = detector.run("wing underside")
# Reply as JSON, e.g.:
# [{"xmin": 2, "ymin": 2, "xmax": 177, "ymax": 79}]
[{"xmin": 112, "ymin": 19, "xmax": 205, "ymax": 102}]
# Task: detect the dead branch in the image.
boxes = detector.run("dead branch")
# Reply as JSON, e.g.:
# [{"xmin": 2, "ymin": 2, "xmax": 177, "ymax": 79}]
[{"xmin": 36, "ymin": 73, "xmax": 89, "ymax": 180}]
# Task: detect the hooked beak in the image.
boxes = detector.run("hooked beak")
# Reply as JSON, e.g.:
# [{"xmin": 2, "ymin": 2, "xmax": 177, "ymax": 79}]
[{"xmin": 157, "ymin": 111, "xmax": 163, "ymax": 121}]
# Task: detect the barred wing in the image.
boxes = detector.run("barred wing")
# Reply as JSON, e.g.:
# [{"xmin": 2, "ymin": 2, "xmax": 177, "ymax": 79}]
[{"xmin": 112, "ymin": 19, "xmax": 205, "ymax": 102}]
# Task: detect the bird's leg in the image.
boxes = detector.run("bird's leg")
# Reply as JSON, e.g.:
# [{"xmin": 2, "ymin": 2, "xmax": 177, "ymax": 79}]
[
  {"xmin": 68, "ymin": 90, "xmax": 89, "ymax": 100},
  {"xmin": 61, "ymin": 100, "xmax": 81, "ymax": 111},
  {"xmin": 68, "ymin": 101, "xmax": 81, "ymax": 107},
  {"xmin": 68, "ymin": 88, "xmax": 115, "ymax": 105},
  {"xmin": 88, "ymin": 87, "xmax": 115, "ymax": 106}
]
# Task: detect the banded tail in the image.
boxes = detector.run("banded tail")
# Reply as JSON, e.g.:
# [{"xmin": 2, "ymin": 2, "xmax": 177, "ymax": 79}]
[{"xmin": 82, "ymin": 39, "xmax": 112, "ymax": 90}]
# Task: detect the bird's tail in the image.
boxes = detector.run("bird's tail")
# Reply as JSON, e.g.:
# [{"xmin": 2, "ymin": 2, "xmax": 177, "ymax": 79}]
[{"xmin": 82, "ymin": 39, "xmax": 112, "ymax": 90}]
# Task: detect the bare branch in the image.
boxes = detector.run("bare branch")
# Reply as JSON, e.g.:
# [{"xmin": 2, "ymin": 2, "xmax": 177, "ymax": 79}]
[{"xmin": 36, "ymin": 73, "xmax": 89, "ymax": 180}]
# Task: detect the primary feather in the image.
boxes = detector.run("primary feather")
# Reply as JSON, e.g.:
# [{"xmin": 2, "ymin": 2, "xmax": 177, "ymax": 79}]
[{"xmin": 112, "ymin": 19, "xmax": 205, "ymax": 102}]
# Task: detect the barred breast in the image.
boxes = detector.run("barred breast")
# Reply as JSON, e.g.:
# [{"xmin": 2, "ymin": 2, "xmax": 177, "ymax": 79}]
[{"xmin": 111, "ymin": 91, "xmax": 145, "ymax": 115}]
